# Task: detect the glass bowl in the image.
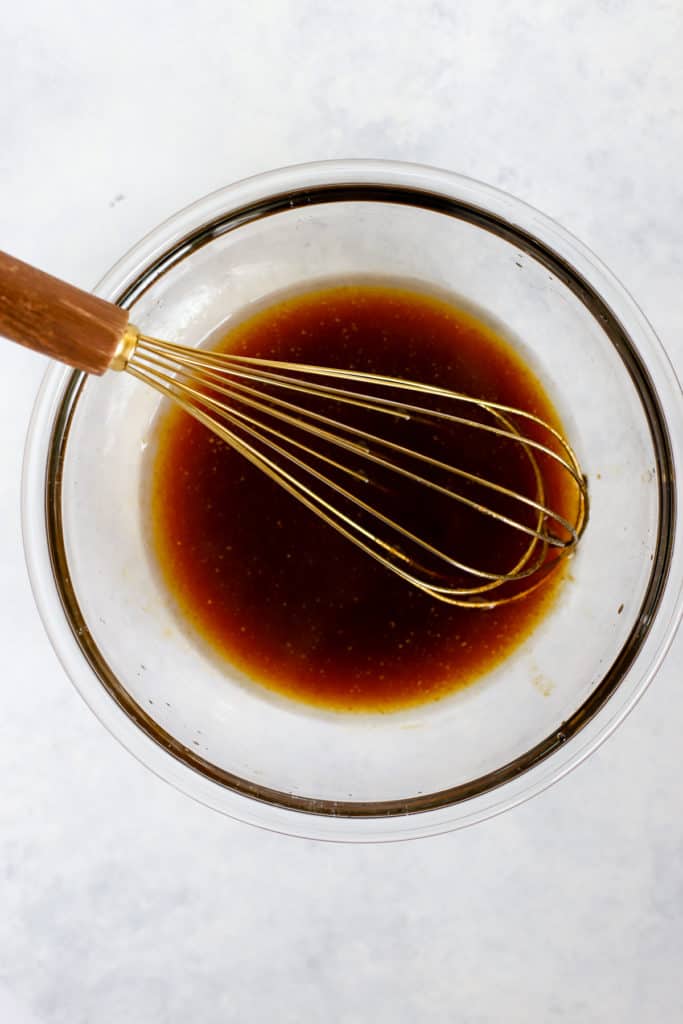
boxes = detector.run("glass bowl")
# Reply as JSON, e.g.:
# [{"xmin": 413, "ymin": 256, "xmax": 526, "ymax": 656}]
[{"xmin": 22, "ymin": 160, "xmax": 683, "ymax": 841}]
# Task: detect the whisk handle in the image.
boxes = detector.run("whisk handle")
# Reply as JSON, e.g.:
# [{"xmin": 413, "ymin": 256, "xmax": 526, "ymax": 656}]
[{"xmin": 0, "ymin": 250, "xmax": 132, "ymax": 375}]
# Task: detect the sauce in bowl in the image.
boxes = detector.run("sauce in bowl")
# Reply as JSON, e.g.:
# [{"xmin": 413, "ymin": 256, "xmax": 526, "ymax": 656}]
[{"xmin": 148, "ymin": 283, "xmax": 574, "ymax": 712}]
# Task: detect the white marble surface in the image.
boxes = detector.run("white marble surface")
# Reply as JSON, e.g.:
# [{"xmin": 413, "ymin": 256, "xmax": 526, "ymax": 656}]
[{"xmin": 2, "ymin": 2, "xmax": 683, "ymax": 1021}]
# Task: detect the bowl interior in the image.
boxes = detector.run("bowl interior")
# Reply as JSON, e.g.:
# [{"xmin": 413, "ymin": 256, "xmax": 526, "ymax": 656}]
[{"xmin": 46, "ymin": 188, "xmax": 667, "ymax": 813}]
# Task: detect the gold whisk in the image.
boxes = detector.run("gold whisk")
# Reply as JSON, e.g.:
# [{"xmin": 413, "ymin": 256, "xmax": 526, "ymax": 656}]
[{"xmin": 0, "ymin": 251, "xmax": 587, "ymax": 607}]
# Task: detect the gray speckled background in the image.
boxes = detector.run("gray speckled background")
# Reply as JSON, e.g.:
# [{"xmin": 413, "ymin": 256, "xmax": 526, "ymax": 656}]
[{"xmin": 2, "ymin": 2, "xmax": 682, "ymax": 1021}]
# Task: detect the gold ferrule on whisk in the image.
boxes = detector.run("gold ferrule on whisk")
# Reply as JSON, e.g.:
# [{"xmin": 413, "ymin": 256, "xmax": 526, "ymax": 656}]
[{"xmin": 109, "ymin": 324, "xmax": 140, "ymax": 371}]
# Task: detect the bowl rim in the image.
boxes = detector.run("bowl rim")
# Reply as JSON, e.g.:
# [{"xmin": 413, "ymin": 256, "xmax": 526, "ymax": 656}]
[{"xmin": 21, "ymin": 159, "xmax": 683, "ymax": 841}]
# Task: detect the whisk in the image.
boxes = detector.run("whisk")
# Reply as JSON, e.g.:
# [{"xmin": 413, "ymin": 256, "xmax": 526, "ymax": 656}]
[{"xmin": 0, "ymin": 251, "xmax": 587, "ymax": 607}]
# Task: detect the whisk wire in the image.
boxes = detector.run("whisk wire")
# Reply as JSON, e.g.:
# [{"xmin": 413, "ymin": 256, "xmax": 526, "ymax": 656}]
[{"xmin": 128, "ymin": 334, "xmax": 587, "ymax": 607}]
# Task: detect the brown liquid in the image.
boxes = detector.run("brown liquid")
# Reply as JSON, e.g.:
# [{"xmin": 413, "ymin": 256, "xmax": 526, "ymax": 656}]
[{"xmin": 148, "ymin": 283, "xmax": 572, "ymax": 712}]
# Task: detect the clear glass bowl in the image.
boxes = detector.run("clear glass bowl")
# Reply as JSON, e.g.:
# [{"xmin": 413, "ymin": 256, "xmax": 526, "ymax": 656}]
[{"xmin": 22, "ymin": 160, "xmax": 683, "ymax": 841}]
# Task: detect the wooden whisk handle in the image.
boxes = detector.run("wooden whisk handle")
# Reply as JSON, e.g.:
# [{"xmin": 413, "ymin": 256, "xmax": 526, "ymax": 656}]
[{"xmin": 0, "ymin": 250, "xmax": 132, "ymax": 375}]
